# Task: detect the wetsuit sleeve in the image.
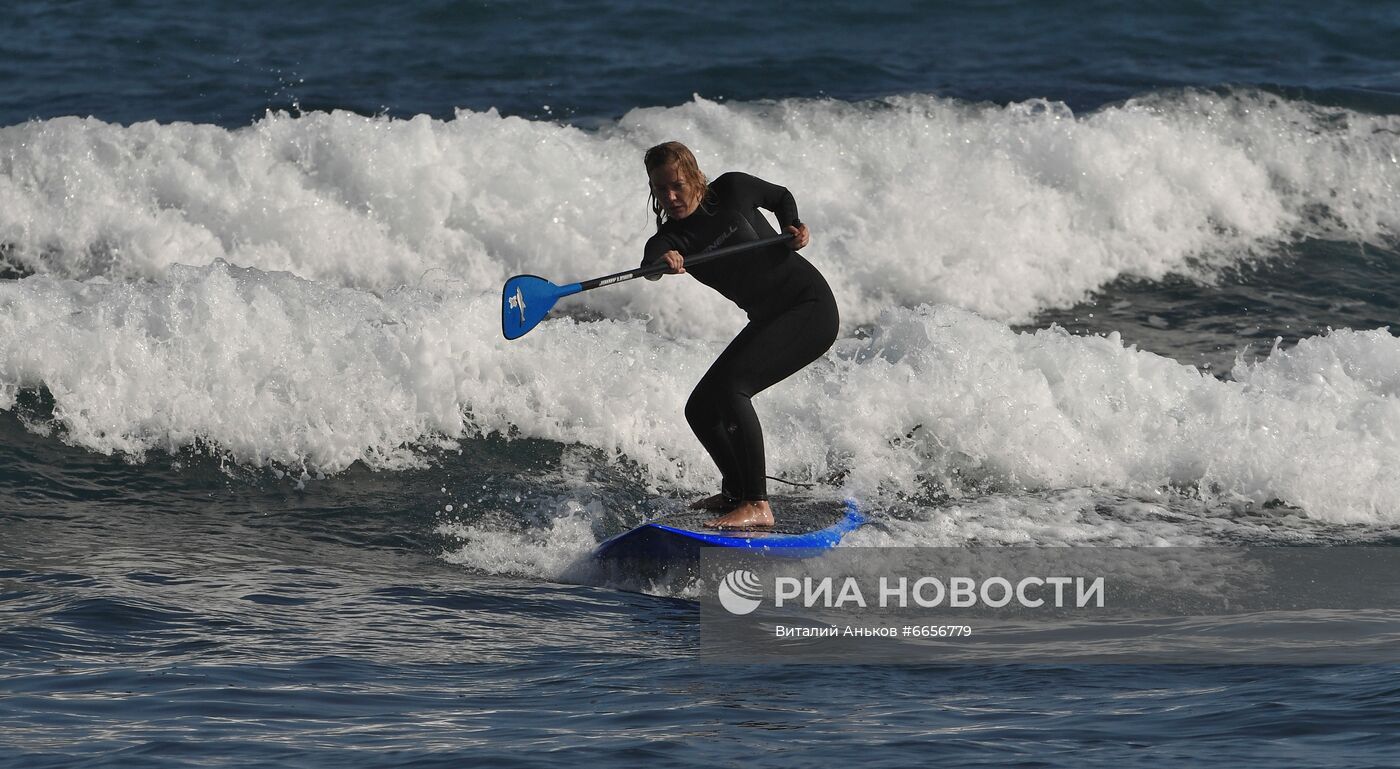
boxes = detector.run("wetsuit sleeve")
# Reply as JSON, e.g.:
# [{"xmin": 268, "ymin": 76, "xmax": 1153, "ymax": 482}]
[
  {"xmin": 642, "ymin": 232, "xmax": 676, "ymax": 268},
  {"xmin": 728, "ymin": 172, "xmax": 802, "ymax": 227}
]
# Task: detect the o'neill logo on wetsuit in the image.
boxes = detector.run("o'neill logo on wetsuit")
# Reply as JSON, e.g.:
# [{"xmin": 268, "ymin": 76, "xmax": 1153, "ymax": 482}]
[{"xmin": 708, "ymin": 224, "xmax": 740, "ymax": 252}]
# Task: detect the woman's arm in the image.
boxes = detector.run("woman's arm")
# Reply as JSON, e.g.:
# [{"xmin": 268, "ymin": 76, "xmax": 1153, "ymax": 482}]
[
  {"xmin": 722, "ymin": 172, "xmax": 809, "ymax": 249},
  {"xmin": 642, "ymin": 233, "xmax": 685, "ymax": 280}
]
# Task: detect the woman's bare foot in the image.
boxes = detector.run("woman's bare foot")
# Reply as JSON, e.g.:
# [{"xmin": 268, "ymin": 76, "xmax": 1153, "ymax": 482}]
[
  {"xmin": 689, "ymin": 493, "xmax": 735, "ymax": 510},
  {"xmin": 704, "ymin": 500, "xmax": 774, "ymax": 530}
]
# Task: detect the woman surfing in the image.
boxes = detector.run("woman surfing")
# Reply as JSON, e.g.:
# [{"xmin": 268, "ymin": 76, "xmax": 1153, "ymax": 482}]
[{"xmin": 641, "ymin": 142, "xmax": 839, "ymax": 529}]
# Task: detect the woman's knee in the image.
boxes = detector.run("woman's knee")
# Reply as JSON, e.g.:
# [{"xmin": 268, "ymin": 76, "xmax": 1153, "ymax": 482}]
[{"xmin": 685, "ymin": 384, "xmax": 718, "ymax": 427}]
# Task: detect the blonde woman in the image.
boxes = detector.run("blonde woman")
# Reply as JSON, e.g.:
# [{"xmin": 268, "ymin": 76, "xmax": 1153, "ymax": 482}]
[{"xmin": 642, "ymin": 142, "xmax": 838, "ymax": 529}]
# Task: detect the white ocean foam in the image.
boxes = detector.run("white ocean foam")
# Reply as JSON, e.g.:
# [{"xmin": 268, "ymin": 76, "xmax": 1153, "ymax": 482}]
[
  {"xmin": 437, "ymin": 499, "xmax": 602, "ymax": 581},
  {"xmin": 3, "ymin": 263, "xmax": 1399, "ymax": 528},
  {"xmin": 2, "ymin": 90, "xmax": 1397, "ymax": 338}
]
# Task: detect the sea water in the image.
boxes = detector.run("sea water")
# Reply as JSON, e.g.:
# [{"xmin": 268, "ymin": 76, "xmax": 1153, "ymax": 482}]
[{"xmin": 3, "ymin": 2, "xmax": 1400, "ymax": 766}]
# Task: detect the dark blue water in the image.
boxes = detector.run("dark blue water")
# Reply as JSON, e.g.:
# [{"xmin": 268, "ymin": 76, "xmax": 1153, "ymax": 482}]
[
  {"xmin": 6, "ymin": 0, "xmax": 1399, "ymax": 128},
  {"xmin": 4, "ymin": 2, "xmax": 1400, "ymax": 766}
]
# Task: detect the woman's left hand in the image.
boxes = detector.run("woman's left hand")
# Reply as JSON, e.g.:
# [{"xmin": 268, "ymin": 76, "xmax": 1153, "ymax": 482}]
[{"xmin": 786, "ymin": 224, "xmax": 810, "ymax": 250}]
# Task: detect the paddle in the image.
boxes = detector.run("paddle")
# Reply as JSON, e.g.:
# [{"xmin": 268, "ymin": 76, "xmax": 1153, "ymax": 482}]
[{"xmin": 501, "ymin": 232, "xmax": 794, "ymax": 339}]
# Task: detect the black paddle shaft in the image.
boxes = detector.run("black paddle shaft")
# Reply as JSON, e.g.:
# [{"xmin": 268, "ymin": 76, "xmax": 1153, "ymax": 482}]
[{"xmin": 577, "ymin": 232, "xmax": 795, "ymax": 291}]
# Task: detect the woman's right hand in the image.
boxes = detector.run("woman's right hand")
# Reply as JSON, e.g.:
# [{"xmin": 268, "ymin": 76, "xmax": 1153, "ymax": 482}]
[
  {"xmin": 658, "ymin": 249, "xmax": 686, "ymax": 276},
  {"xmin": 646, "ymin": 250, "xmax": 685, "ymax": 281}
]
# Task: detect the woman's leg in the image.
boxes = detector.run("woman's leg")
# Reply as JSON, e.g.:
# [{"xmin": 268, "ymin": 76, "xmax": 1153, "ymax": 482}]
[{"xmin": 686, "ymin": 294, "xmax": 838, "ymax": 522}]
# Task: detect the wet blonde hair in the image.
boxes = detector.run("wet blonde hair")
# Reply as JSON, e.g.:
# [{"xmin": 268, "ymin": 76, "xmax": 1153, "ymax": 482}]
[{"xmin": 644, "ymin": 141, "xmax": 710, "ymax": 230}]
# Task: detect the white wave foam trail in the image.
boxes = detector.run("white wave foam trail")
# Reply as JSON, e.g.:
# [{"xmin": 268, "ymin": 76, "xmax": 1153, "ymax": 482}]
[
  {"xmin": 2, "ymin": 263, "xmax": 1399, "ymax": 524},
  {"xmin": 827, "ymin": 307, "xmax": 1400, "ymax": 525},
  {"xmin": 2, "ymin": 90, "xmax": 1397, "ymax": 337},
  {"xmin": 0, "ymin": 261, "xmax": 729, "ymax": 476}
]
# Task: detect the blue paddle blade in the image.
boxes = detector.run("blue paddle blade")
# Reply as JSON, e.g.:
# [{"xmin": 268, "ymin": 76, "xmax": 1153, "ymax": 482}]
[{"xmin": 502, "ymin": 275, "xmax": 578, "ymax": 339}]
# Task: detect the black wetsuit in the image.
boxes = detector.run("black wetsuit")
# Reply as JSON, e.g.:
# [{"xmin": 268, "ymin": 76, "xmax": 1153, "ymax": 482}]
[{"xmin": 642, "ymin": 172, "xmax": 839, "ymax": 502}]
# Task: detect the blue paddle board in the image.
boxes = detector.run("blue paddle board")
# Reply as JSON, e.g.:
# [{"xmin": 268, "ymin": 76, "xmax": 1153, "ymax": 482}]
[{"xmin": 594, "ymin": 497, "xmax": 864, "ymax": 578}]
